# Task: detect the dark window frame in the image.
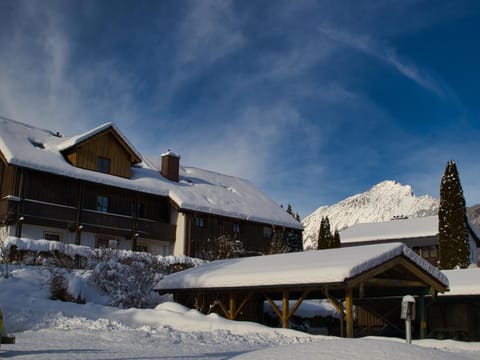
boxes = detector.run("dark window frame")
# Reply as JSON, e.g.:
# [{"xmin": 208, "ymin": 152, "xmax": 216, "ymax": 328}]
[
  {"xmin": 195, "ymin": 216, "xmax": 206, "ymax": 228},
  {"xmin": 44, "ymin": 231, "xmax": 62, "ymax": 241},
  {"xmin": 96, "ymin": 195, "xmax": 109, "ymax": 213},
  {"xmin": 97, "ymin": 157, "xmax": 111, "ymax": 174},
  {"xmin": 263, "ymin": 226, "xmax": 273, "ymax": 238},
  {"xmin": 233, "ymin": 223, "xmax": 241, "ymax": 234}
]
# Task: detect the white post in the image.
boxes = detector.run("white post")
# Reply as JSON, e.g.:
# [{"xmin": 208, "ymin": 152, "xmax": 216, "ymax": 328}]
[
  {"xmin": 405, "ymin": 316, "xmax": 412, "ymax": 344},
  {"xmin": 401, "ymin": 295, "xmax": 416, "ymax": 344}
]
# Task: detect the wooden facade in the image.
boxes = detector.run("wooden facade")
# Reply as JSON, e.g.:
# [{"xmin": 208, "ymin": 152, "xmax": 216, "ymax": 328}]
[
  {"xmin": 186, "ymin": 212, "xmax": 301, "ymax": 258},
  {"xmin": 0, "ymin": 165, "xmax": 176, "ymax": 246},
  {"xmin": 427, "ymin": 295, "xmax": 480, "ymax": 340},
  {"xmin": 62, "ymin": 128, "xmax": 141, "ymax": 179}
]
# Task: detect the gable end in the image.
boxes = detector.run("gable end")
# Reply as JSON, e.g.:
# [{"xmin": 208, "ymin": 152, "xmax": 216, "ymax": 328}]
[{"xmin": 61, "ymin": 127, "xmax": 141, "ymax": 178}]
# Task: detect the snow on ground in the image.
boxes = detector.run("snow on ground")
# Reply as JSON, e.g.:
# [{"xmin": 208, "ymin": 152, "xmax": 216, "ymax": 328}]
[{"xmin": 1, "ymin": 266, "xmax": 480, "ymax": 360}]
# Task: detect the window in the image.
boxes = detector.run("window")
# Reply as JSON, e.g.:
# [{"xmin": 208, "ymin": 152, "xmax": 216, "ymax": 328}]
[
  {"xmin": 429, "ymin": 246, "xmax": 438, "ymax": 258},
  {"xmin": 135, "ymin": 245, "xmax": 148, "ymax": 252},
  {"xmin": 96, "ymin": 195, "xmax": 109, "ymax": 213},
  {"xmin": 137, "ymin": 202, "xmax": 145, "ymax": 218},
  {"xmin": 195, "ymin": 217, "xmax": 206, "ymax": 228},
  {"xmin": 233, "ymin": 223, "xmax": 241, "ymax": 233},
  {"xmin": 95, "ymin": 238, "xmax": 118, "ymax": 249},
  {"xmin": 97, "ymin": 157, "xmax": 111, "ymax": 174},
  {"xmin": 96, "ymin": 238, "xmax": 108, "ymax": 248},
  {"xmin": 415, "ymin": 245, "xmax": 438, "ymax": 259},
  {"xmin": 44, "ymin": 231, "xmax": 61, "ymax": 241},
  {"xmin": 263, "ymin": 226, "xmax": 273, "ymax": 238}
]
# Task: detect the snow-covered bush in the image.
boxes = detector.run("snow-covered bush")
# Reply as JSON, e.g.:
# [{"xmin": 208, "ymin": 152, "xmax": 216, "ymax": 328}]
[
  {"xmin": 91, "ymin": 248, "xmax": 164, "ymax": 308},
  {"xmin": 201, "ymin": 234, "xmax": 246, "ymax": 260},
  {"xmin": 49, "ymin": 268, "xmax": 86, "ymax": 304},
  {"xmin": 7, "ymin": 237, "xmax": 205, "ymax": 308}
]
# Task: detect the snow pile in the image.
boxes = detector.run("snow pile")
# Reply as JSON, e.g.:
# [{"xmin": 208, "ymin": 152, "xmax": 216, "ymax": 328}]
[
  {"xmin": 302, "ymin": 181, "xmax": 439, "ymax": 249},
  {"xmin": 230, "ymin": 338, "xmax": 477, "ymax": 360},
  {"xmin": 264, "ymin": 300, "xmax": 341, "ymax": 320},
  {"xmin": 0, "ymin": 266, "xmax": 479, "ymax": 359}
]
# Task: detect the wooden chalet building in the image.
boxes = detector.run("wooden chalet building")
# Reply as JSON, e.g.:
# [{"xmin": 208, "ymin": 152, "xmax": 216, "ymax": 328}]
[
  {"xmin": 340, "ymin": 216, "xmax": 480, "ymax": 266},
  {"xmin": 0, "ymin": 117, "xmax": 302, "ymax": 257}
]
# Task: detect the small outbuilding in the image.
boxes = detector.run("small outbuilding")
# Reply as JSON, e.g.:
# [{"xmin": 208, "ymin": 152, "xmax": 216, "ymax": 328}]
[
  {"xmin": 340, "ymin": 216, "xmax": 480, "ymax": 266},
  {"xmin": 155, "ymin": 243, "xmax": 449, "ymax": 337},
  {"xmin": 427, "ymin": 267, "xmax": 480, "ymax": 340}
]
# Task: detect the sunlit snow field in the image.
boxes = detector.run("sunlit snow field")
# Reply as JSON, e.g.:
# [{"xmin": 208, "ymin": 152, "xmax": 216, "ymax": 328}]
[{"xmin": 1, "ymin": 266, "xmax": 479, "ymax": 360}]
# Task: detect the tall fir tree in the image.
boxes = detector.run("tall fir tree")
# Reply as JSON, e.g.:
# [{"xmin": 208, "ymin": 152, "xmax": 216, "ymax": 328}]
[
  {"xmin": 286, "ymin": 229, "xmax": 303, "ymax": 252},
  {"xmin": 438, "ymin": 160, "xmax": 470, "ymax": 269},
  {"xmin": 317, "ymin": 216, "xmax": 333, "ymax": 249},
  {"xmin": 282, "ymin": 203, "xmax": 303, "ymax": 252},
  {"xmin": 268, "ymin": 227, "xmax": 288, "ymax": 254}
]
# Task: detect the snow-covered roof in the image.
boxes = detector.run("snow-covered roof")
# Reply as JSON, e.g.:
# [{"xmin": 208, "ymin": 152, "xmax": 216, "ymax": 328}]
[
  {"xmin": 155, "ymin": 243, "xmax": 449, "ymax": 291},
  {"xmin": 440, "ymin": 268, "xmax": 480, "ymax": 296},
  {"xmin": 340, "ymin": 216, "xmax": 438, "ymax": 244},
  {"xmin": 0, "ymin": 117, "xmax": 302, "ymax": 230}
]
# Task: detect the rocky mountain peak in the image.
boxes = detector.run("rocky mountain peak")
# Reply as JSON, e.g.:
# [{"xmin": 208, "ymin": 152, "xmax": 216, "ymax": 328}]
[{"xmin": 302, "ymin": 180, "xmax": 439, "ymax": 249}]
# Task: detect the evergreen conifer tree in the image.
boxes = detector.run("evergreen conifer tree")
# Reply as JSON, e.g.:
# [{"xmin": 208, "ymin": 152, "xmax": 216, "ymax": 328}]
[
  {"xmin": 286, "ymin": 204, "xmax": 294, "ymax": 216},
  {"xmin": 332, "ymin": 229, "xmax": 341, "ymax": 248},
  {"xmin": 438, "ymin": 160, "xmax": 470, "ymax": 269},
  {"xmin": 268, "ymin": 227, "xmax": 288, "ymax": 254},
  {"xmin": 294, "ymin": 212, "xmax": 301, "ymax": 222},
  {"xmin": 317, "ymin": 216, "xmax": 333, "ymax": 249},
  {"xmin": 286, "ymin": 230, "xmax": 303, "ymax": 252}
]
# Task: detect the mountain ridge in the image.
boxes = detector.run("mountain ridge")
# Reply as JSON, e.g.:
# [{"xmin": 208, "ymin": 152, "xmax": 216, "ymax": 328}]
[{"xmin": 302, "ymin": 180, "xmax": 439, "ymax": 249}]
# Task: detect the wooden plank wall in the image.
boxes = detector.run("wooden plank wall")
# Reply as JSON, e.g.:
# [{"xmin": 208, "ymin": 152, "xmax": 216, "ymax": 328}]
[{"xmin": 64, "ymin": 131, "xmax": 133, "ymax": 178}]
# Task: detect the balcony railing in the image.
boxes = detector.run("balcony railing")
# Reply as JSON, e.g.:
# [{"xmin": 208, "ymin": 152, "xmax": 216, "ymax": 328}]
[
  {"xmin": 18, "ymin": 198, "xmax": 175, "ymax": 242},
  {"xmin": 136, "ymin": 218, "xmax": 176, "ymax": 241},
  {"xmin": 22, "ymin": 199, "xmax": 77, "ymax": 222}
]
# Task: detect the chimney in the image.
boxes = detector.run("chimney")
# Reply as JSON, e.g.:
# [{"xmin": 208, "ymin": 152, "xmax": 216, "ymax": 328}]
[{"xmin": 161, "ymin": 150, "xmax": 180, "ymax": 182}]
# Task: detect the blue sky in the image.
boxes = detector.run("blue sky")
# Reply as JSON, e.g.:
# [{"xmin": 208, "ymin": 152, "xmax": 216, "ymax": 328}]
[{"xmin": 1, "ymin": 0, "xmax": 480, "ymax": 218}]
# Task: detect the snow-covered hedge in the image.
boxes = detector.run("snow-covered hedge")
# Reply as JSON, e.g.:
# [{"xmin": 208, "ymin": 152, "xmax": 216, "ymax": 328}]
[
  {"xmin": 5, "ymin": 237, "xmax": 203, "ymax": 271},
  {"xmin": 5, "ymin": 237, "xmax": 204, "ymax": 308}
]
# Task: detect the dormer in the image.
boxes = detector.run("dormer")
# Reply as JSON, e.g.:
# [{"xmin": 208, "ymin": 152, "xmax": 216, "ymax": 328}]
[{"xmin": 59, "ymin": 123, "xmax": 142, "ymax": 178}]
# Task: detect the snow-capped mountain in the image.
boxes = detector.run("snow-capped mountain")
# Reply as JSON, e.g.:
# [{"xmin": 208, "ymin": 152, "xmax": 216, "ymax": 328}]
[
  {"xmin": 467, "ymin": 204, "xmax": 480, "ymax": 233},
  {"xmin": 302, "ymin": 180, "xmax": 439, "ymax": 249}
]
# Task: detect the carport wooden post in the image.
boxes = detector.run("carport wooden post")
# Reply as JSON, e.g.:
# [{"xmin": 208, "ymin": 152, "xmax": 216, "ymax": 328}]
[
  {"xmin": 345, "ymin": 288, "xmax": 354, "ymax": 338},
  {"xmin": 418, "ymin": 295, "xmax": 426, "ymax": 339},
  {"xmin": 282, "ymin": 290, "xmax": 289, "ymax": 328},
  {"xmin": 228, "ymin": 293, "xmax": 236, "ymax": 320}
]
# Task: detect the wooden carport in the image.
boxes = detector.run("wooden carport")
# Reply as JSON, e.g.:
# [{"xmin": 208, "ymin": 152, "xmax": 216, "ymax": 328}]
[{"xmin": 155, "ymin": 243, "xmax": 449, "ymax": 338}]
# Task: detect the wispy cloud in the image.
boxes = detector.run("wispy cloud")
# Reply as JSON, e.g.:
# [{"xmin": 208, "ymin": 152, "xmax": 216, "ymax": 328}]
[
  {"xmin": 175, "ymin": 0, "xmax": 245, "ymax": 67},
  {"xmin": 166, "ymin": 103, "xmax": 306, "ymax": 184},
  {"xmin": 0, "ymin": 2, "xmax": 144, "ymax": 137},
  {"xmin": 318, "ymin": 24, "xmax": 451, "ymax": 99}
]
